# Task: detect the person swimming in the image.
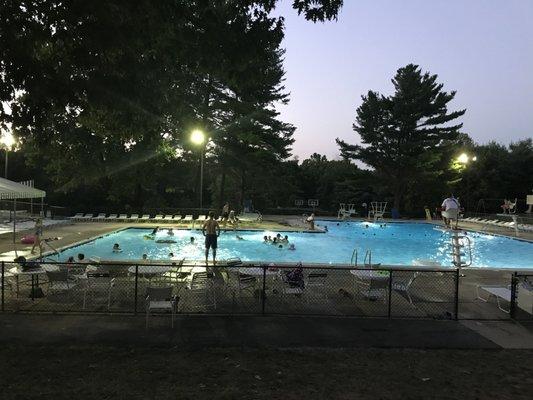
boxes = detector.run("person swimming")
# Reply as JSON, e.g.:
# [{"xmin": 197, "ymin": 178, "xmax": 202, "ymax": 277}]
[
  {"xmin": 156, "ymin": 239, "xmax": 177, "ymax": 244},
  {"xmin": 112, "ymin": 243, "xmax": 122, "ymax": 253},
  {"xmin": 282, "ymin": 235, "xmax": 289, "ymax": 243},
  {"xmin": 236, "ymin": 235, "xmax": 244, "ymax": 240},
  {"xmin": 263, "ymin": 235, "xmax": 269, "ymax": 243},
  {"xmin": 190, "ymin": 236, "xmax": 195, "ymax": 244},
  {"xmin": 168, "ymin": 252, "xmax": 175, "ymax": 258},
  {"xmin": 151, "ymin": 227, "xmax": 159, "ymax": 235},
  {"xmin": 142, "ymin": 253, "xmax": 148, "ymax": 260},
  {"xmin": 168, "ymin": 228, "xmax": 174, "ymax": 236},
  {"xmin": 278, "ymin": 244, "xmax": 283, "ymax": 249},
  {"xmin": 288, "ymin": 243, "xmax": 296, "ymax": 250}
]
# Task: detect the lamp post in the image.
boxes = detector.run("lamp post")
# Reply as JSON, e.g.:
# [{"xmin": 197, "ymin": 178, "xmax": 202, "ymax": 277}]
[
  {"xmin": 191, "ymin": 129, "xmax": 206, "ymax": 209},
  {"xmin": 456, "ymin": 152, "xmax": 477, "ymax": 212},
  {"xmin": 0, "ymin": 131, "xmax": 16, "ymax": 179}
]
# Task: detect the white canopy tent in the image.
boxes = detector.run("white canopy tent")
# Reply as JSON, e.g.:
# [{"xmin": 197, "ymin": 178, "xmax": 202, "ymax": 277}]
[
  {"xmin": 0, "ymin": 177, "xmax": 46, "ymax": 249},
  {"xmin": 0, "ymin": 177, "xmax": 46, "ymax": 200}
]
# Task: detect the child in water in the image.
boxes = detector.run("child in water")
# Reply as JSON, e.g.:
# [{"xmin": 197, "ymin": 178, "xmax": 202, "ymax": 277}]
[{"xmin": 112, "ymin": 243, "xmax": 122, "ymax": 253}]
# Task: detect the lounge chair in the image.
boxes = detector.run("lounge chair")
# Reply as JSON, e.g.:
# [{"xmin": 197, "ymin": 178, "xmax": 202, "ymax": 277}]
[
  {"xmin": 476, "ymin": 285, "xmax": 512, "ymax": 313},
  {"xmin": 173, "ymin": 215, "xmax": 182, "ymax": 222},
  {"xmin": 93, "ymin": 213, "xmax": 107, "ymax": 221},
  {"xmin": 196, "ymin": 215, "xmax": 207, "ymax": 222},
  {"xmin": 391, "ymin": 271, "xmax": 419, "ymax": 304},
  {"xmin": 141, "ymin": 214, "xmax": 151, "ymax": 221},
  {"xmin": 117, "ymin": 214, "xmax": 128, "ymax": 221},
  {"xmin": 162, "ymin": 215, "xmax": 174, "ymax": 222},
  {"xmin": 184, "ymin": 272, "xmax": 216, "ymax": 310},
  {"xmin": 182, "ymin": 215, "xmax": 193, "ymax": 222},
  {"xmin": 145, "ymin": 286, "xmax": 178, "ymax": 328},
  {"xmin": 78, "ymin": 213, "xmax": 94, "ymax": 221},
  {"xmin": 46, "ymin": 270, "xmax": 80, "ymax": 297},
  {"xmin": 106, "ymin": 214, "xmax": 118, "ymax": 221},
  {"xmin": 153, "ymin": 214, "xmax": 165, "ymax": 222},
  {"xmin": 129, "ymin": 214, "xmax": 139, "ymax": 221},
  {"xmin": 70, "ymin": 213, "xmax": 84, "ymax": 220}
]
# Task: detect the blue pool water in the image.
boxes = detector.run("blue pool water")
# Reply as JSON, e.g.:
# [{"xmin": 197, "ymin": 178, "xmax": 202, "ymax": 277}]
[{"xmin": 53, "ymin": 221, "xmax": 533, "ymax": 269}]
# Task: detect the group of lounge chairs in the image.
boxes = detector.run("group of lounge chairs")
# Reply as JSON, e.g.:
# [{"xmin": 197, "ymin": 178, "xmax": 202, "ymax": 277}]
[
  {"xmin": 70, "ymin": 213, "xmax": 198, "ymax": 223},
  {"xmin": 460, "ymin": 217, "xmax": 533, "ymax": 232}
]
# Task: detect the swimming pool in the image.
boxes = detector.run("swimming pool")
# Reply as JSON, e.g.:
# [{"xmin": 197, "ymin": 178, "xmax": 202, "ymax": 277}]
[{"xmin": 52, "ymin": 221, "xmax": 533, "ymax": 269}]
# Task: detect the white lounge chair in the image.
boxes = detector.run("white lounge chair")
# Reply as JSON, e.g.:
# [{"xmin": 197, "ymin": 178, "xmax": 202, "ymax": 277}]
[
  {"xmin": 70, "ymin": 213, "xmax": 84, "ymax": 220},
  {"xmin": 173, "ymin": 215, "xmax": 182, "ymax": 222},
  {"xmin": 182, "ymin": 215, "xmax": 193, "ymax": 222},
  {"xmin": 392, "ymin": 271, "xmax": 419, "ymax": 305},
  {"xmin": 476, "ymin": 285, "xmax": 512, "ymax": 313},
  {"xmin": 93, "ymin": 213, "xmax": 107, "ymax": 221},
  {"xmin": 117, "ymin": 214, "xmax": 128, "ymax": 221},
  {"xmin": 153, "ymin": 214, "xmax": 165, "ymax": 222},
  {"xmin": 141, "ymin": 214, "xmax": 151, "ymax": 221},
  {"xmin": 106, "ymin": 214, "xmax": 118, "ymax": 221},
  {"xmin": 162, "ymin": 215, "xmax": 174, "ymax": 222},
  {"xmin": 196, "ymin": 215, "xmax": 207, "ymax": 222},
  {"xmin": 78, "ymin": 213, "xmax": 94, "ymax": 221},
  {"xmin": 184, "ymin": 272, "xmax": 216, "ymax": 310},
  {"xmin": 129, "ymin": 214, "xmax": 139, "ymax": 221}
]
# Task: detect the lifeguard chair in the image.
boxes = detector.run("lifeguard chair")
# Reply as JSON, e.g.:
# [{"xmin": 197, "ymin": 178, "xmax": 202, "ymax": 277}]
[
  {"xmin": 369, "ymin": 201, "xmax": 387, "ymax": 222},
  {"xmin": 338, "ymin": 203, "xmax": 356, "ymax": 219}
]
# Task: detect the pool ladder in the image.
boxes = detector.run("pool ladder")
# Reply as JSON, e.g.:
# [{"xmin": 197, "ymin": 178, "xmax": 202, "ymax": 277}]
[
  {"xmin": 451, "ymin": 232, "xmax": 472, "ymax": 267},
  {"xmin": 351, "ymin": 248, "xmax": 373, "ymax": 267}
]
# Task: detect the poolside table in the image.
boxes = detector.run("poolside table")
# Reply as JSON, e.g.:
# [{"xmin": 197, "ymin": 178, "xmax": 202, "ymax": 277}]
[
  {"xmin": 350, "ymin": 269, "xmax": 390, "ymax": 280},
  {"xmin": 9, "ymin": 264, "xmax": 60, "ymax": 300}
]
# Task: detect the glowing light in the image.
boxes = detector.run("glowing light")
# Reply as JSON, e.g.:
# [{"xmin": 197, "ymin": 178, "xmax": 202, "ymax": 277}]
[
  {"xmin": 0, "ymin": 130, "xmax": 16, "ymax": 149},
  {"xmin": 190, "ymin": 129, "xmax": 205, "ymax": 145},
  {"xmin": 457, "ymin": 153, "xmax": 469, "ymax": 164},
  {"xmin": 472, "ymin": 156, "xmax": 477, "ymax": 161}
]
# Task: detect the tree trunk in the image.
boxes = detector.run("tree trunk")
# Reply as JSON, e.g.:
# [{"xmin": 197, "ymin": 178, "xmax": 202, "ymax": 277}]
[{"xmin": 218, "ymin": 163, "xmax": 226, "ymax": 210}]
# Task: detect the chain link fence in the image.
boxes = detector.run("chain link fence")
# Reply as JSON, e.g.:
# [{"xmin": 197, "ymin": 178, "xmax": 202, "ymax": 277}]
[{"xmin": 1, "ymin": 260, "xmax": 531, "ymax": 320}]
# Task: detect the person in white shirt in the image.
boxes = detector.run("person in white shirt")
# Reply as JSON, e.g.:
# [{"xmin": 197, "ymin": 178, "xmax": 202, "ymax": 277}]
[{"xmin": 441, "ymin": 195, "xmax": 460, "ymax": 228}]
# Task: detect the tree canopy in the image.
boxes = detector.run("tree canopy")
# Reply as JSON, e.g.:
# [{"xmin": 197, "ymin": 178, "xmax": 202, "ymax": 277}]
[{"xmin": 337, "ymin": 64, "xmax": 466, "ymax": 211}]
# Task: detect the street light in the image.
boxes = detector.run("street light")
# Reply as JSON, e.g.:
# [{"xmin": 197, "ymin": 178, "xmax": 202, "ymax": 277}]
[
  {"xmin": 455, "ymin": 152, "xmax": 477, "ymax": 212},
  {"xmin": 0, "ymin": 130, "xmax": 16, "ymax": 179},
  {"xmin": 190, "ymin": 129, "xmax": 206, "ymax": 209}
]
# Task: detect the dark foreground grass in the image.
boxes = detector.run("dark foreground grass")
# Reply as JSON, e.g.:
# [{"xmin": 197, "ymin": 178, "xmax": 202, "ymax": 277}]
[{"xmin": 1, "ymin": 345, "xmax": 532, "ymax": 399}]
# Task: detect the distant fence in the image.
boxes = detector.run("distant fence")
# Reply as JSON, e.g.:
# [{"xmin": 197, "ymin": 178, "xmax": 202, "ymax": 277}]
[{"xmin": 1, "ymin": 261, "xmax": 531, "ymax": 320}]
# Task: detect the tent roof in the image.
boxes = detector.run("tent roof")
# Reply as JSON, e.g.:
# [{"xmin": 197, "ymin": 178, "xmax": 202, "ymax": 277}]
[{"xmin": 0, "ymin": 177, "xmax": 46, "ymax": 200}]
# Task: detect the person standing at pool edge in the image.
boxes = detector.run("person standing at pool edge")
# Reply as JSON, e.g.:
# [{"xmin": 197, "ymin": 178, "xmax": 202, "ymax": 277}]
[{"xmin": 202, "ymin": 211, "xmax": 220, "ymax": 265}]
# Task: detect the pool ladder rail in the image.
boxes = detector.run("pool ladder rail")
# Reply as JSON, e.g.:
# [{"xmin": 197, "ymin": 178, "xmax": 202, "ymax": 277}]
[
  {"xmin": 351, "ymin": 248, "xmax": 375, "ymax": 267},
  {"xmin": 451, "ymin": 231, "xmax": 473, "ymax": 267}
]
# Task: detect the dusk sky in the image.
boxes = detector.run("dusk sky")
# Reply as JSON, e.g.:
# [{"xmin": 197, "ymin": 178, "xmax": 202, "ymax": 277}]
[{"xmin": 275, "ymin": 0, "xmax": 533, "ymax": 160}]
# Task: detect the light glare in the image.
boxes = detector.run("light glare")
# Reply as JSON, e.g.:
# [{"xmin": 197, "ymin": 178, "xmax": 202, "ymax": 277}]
[{"xmin": 191, "ymin": 129, "xmax": 205, "ymax": 145}]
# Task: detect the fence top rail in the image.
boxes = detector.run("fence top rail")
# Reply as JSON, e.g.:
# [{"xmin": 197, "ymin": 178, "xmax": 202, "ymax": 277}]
[{"xmin": 1, "ymin": 260, "xmax": 462, "ymax": 273}]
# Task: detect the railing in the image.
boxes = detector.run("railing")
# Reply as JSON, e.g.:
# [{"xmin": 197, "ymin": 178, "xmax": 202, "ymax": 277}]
[{"xmin": 2, "ymin": 260, "xmax": 530, "ymax": 320}]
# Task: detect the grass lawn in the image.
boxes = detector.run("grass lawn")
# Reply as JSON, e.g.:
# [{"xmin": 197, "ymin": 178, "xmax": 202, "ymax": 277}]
[{"xmin": 1, "ymin": 345, "xmax": 532, "ymax": 399}]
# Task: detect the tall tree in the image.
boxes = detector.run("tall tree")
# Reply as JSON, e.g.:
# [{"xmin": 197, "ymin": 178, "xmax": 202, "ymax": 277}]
[{"xmin": 337, "ymin": 64, "xmax": 466, "ymax": 211}]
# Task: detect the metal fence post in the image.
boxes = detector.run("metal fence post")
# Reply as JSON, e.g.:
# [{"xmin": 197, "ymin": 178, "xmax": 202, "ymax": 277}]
[
  {"xmin": 1, "ymin": 261, "xmax": 4, "ymax": 312},
  {"xmin": 387, "ymin": 270, "xmax": 393, "ymax": 318},
  {"xmin": 134, "ymin": 265, "xmax": 139, "ymax": 315},
  {"xmin": 510, "ymin": 272, "xmax": 518, "ymax": 319},
  {"xmin": 454, "ymin": 269, "xmax": 460, "ymax": 320},
  {"xmin": 261, "ymin": 265, "xmax": 266, "ymax": 315}
]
